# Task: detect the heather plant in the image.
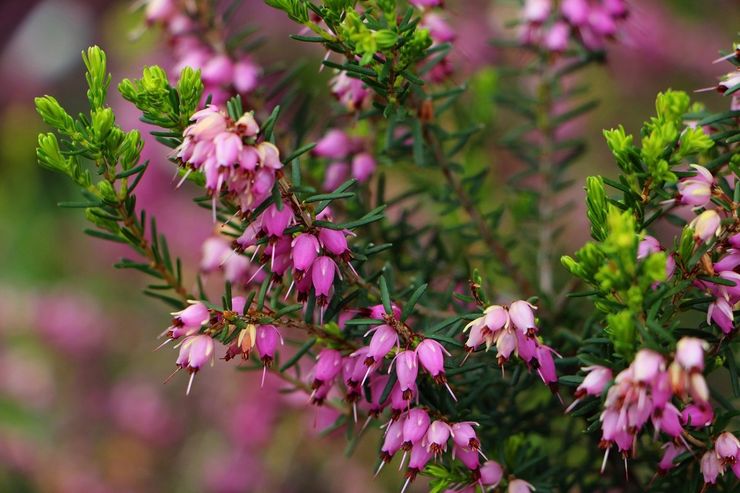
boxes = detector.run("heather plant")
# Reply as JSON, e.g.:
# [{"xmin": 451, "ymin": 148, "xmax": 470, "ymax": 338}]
[{"xmin": 32, "ymin": 1, "xmax": 738, "ymax": 492}]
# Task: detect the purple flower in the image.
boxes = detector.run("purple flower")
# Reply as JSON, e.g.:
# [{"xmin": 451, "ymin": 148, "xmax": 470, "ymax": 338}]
[
  {"xmin": 402, "ymin": 408, "xmax": 431, "ymax": 448},
  {"xmin": 262, "ymin": 203, "xmax": 293, "ymax": 238},
  {"xmin": 425, "ymin": 420, "xmax": 452, "ymax": 455},
  {"xmin": 351, "ymin": 152, "xmax": 376, "ymax": 182},
  {"xmin": 393, "ymin": 350, "xmax": 419, "ymax": 399},
  {"xmin": 365, "ymin": 324, "xmax": 399, "ymax": 365},
  {"xmin": 479, "ymin": 460, "xmax": 503, "ymax": 487},
  {"xmin": 176, "ymin": 334, "xmax": 215, "ymax": 394},
  {"xmin": 318, "ymin": 227, "xmax": 350, "ymax": 258}
]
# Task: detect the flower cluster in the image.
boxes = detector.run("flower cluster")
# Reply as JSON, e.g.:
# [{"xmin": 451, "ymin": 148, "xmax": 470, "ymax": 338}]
[
  {"xmin": 314, "ymin": 128, "xmax": 377, "ymax": 190},
  {"xmin": 463, "ymin": 301, "xmax": 559, "ymax": 392},
  {"xmin": 672, "ymin": 164, "xmax": 739, "ymax": 335},
  {"xmin": 700, "ymin": 432, "xmax": 740, "ymax": 484},
  {"xmin": 520, "ymin": 0, "xmax": 629, "ymax": 53},
  {"xmin": 177, "ymin": 105, "xmax": 279, "ymax": 214},
  {"xmin": 593, "ymin": 338, "xmax": 716, "ymax": 473},
  {"xmin": 144, "ymin": 0, "xmax": 261, "ymax": 104}
]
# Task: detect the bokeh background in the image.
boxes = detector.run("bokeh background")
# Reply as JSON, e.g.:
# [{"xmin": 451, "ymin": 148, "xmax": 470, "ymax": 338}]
[{"xmin": 0, "ymin": 1, "xmax": 737, "ymax": 492}]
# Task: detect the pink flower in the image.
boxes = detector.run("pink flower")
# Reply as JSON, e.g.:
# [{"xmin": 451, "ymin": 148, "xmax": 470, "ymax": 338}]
[
  {"xmin": 638, "ymin": 235, "xmax": 661, "ymax": 260},
  {"xmin": 329, "ymin": 72, "xmax": 370, "ymax": 111},
  {"xmin": 169, "ymin": 301, "xmax": 210, "ymax": 336},
  {"xmin": 681, "ymin": 403, "xmax": 714, "ymax": 427},
  {"xmin": 202, "ymin": 55, "xmax": 234, "ymax": 86},
  {"xmin": 379, "ymin": 418, "xmax": 404, "ymax": 462},
  {"xmin": 508, "ymin": 478, "xmax": 536, "ymax": 493},
  {"xmin": 421, "ymin": 12, "xmax": 456, "ymax": 44},
  {"xmin": 509, "ymin": 300, "xmax": 537, "ymax": 334},
  {"xmin": 319, "ymin": 227, "xmax": 350, "ymax": 257},
  {"xmin": 479, "ymin": 460, "xmax": 503, "ymax": 487},
  {"xmin": 658, "ymin": 442, "xmax": 685, "ymax": 472},
  {"xmin": 454, "ymin": 444, "xmax": 479, "ymax": 470},
  {"xmin": 323, "ymin": 162, "xmax": 349, "ymax": 191},
  {"xmin": 675, "ymin": 337, "xmax": 706, "ymax": 372},
  {"xmin": 416, "ymin": 339, "xmax": 451, "ymax": 388},
  {"xmin": 314, "ymin": 129, "xmax": 352, "ymax": 159},
  {"xmin": 678, "ymin": 164, "xmax": 713, "ymax": 207},
  {"xmin": 393, "ymin": 350, "xmax": 419, "ymax": 398},
  {"xmin": 577, "ymin": 365, "xmax": 612, "ymax": 397},
  {"xmin": 632, "ymin": 349, "xmax": 665, "ymax": 383},
  {"xmin": 715, "ymin": 432, "xmax": 739, "ymax": 464},
  {"xmin": 451, "ymin": 421, "xmax": 480, "ymax": 450},
  {"xmin": 311, "ymin": 256, "xmax": 337, "ymax": 301},
  {"xmin": 351, "ymin": 152, "xmax": 376, "ymax": 182},
  {"xmin": 402, "ymin": 408, "xmax": 431, "ymax": 448},
  {"xmin": 523, "ymin": 0, "xmax": 551, "ymax": 24},
  {"xmin": 291, "ymin": 233, "xmax": 320, "ymax": 272},
  {"xmin": 262, "ymin": 204, "xmax": 293, "ymax": 238},
  {"xmin": 708, "ymin": 297, "xmax": 735, "ymax": 334},
  {"xmin": 312, "ymin": 348, "xmax": 343, "ymax": 388},
  {"xmin": 365, "ymin": 324, "xmax": 399, "ymax": 365},
  {"xmin": 176, "ymin": 334, "xmax": 215, "ymax": 394},
  {"xmin": 545, "ymin": 22, "xmax": 570, "ymax": 52},
  {"xmin": 425, "ymin": 420, "xmax": 452, "ymax": 455},
  {"xmin": 255, "ymin": 325, "xmax": 282, "ymax": 366},
  {"xmin": 561, "ymin": 0, "xmax": 588, "ymax": 25},
  {"xmin": 700, "ymin": 449, "xmax": 723, "ymax": 484},
  {"xmin": 233, "ymin": 58, "xmax": 260, "ymax": 93}
]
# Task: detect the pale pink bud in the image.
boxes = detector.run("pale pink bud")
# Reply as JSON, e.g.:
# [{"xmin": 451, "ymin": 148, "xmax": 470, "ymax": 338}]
[
  {"xmin": 700, "ymin": 449, "xmax": 722, "ymax": 484},
  {"xmin": 187, "ymin": 109, "xmax": 227, "ymax": 140},
  {"xmin": 262, "ymin": 204, "xmax": 292, "ymax": 237},
  {"xmin": 319, "ymin": 227, "xmax": 350, "ymax": 257},
  {"xmin": 314, "ymin": 129, "xmax": 352, "ymax": 159},
  {"xmin": 465, "ymin": 323, "xmax": 486, "ymax": 352},
  {"xmin": 483, "ymin": 304, "xmax": 509, "ymax": 331},
  {"xmin": 256, "ymin": 142, "xmax": 282, "ymax": 169},
  {"xmin": 480, "ymin": 460, "xmax": 503, "ymax": 487},
  {"xmin": 351, "ymin": 152, "xmax": 376, "ymax": 182},
  {"xmin": 311, "ymin": 256, "xmax": 337, "ymax": 298},
  {"xmin": 523, "ymin": 0, "xmax": 551, "ymax": 24},
  {"xmin": 312, "ymin": 348, "xmax": 343, "ymax": 388},
  {"xmin": 690, "ymin": 210, "xmax": 721, "ymax": 243},
  {"xmin": 394, "ymin": 350, "xmax": 419, "ymax": 395},
  {"xmin": 675, "ymin": 337, "xmax": 706, "ymax": 372},
  {"xmin": 508, "ymin": 478, "xmax": 536, "ymax": 493},
  {"xmin": 291, "ymin": 233, "xmax": 320, "ymax": 272},
  {"xmin": 545, "ymin": 22, "xmax": 570, "ymax": 52},
  {"xmin": 575, "ymin": 365, "xmax": 611, "ymax": 397},
  {"xmin": 366, "ymin": 325, "xmax": 399, "ymax": 363},
  {"xmin": 425, "ymin": 420, "xmax": 452, "ymax": 454},
  {"xmin": 508, "ymin": 300, "xmax": 537, "ymax": 333},
  {"xmin": 715, "ymin": 432, "xmax": 739, "ymax": 463},
  {"xmin": 202, "ymin": 55, "xmax": 234, "ymax": 86},
  {"xmin": 233, "ymin": 59, "xmax": 260, "ymax": 94},
  {"xmin": 235, "ymin": 112, "xmax": 260, "ymax": 137},
  {"xmin": 416, "ymin": 339, "xmax": 449, "ymax": 381},
  {"xmin": 561, "ymin": 0, "xmax": 588, "ymax": 25},
  {"xmin": 632, "ymin": 349, "xmax": 665, "ymax": 383},
  {"xmin": 454, "ymin": 444, "xmax": 479, "ymax": 470},
  {"xmin": 403, "ymin": 408, "xmax": 431, "ymax": 446}
]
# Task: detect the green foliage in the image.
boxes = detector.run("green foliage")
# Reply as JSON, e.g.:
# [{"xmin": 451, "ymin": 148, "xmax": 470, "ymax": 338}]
[{"xmin": 119, "ymin": 65, "xmax": 203, "ymax": 132}]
